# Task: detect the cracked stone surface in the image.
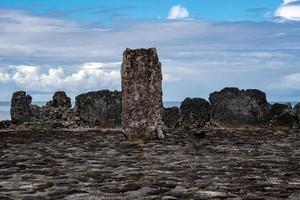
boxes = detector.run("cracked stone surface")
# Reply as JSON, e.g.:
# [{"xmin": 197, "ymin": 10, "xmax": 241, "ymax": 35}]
[
  {"xmin": 0, "ymin": 128, "xmax": 299, "ymax": 199},
  {"xmin": 121, "ymin": 48, "xmax": 164, "ymax": 140}
]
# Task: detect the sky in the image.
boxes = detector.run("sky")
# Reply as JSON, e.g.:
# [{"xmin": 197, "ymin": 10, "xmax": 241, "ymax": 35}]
[{"xmin": 0, "ymin": 0, "xmax": 300, "ymax": 102}]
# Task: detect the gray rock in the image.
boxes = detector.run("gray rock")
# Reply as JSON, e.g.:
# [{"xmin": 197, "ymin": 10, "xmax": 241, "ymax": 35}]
[
  {"xmin": 269, "ymin": 103, "xmax": 292, "ymax": 119},
  {"xmin": 121, "ymin": 48, "xmax": 165, "ymax": 140},
  {"xmin": 163, "ymin": 107, "xmax": 180, "ymax": 128},
  {"xmin": 10, "ymin": 91, "xmax": 33, "ymax": 124},
  {"xmin": 75, "ymin": 90, "xmax": 122, "ymax": 127},
  {"xmin": 46, "ymin": 91, "xmax": 71, "ymax": 108},
  {"xmin": 180, "ymin": 98, "xmax": 211, "ymax": 130},
  {"xmin": 10, "ymin": 90, "xmax": 76, "ymax": 129},
  {"xmin": 209, "ymin": 87, "xmax": 270, "ymax": 126}
]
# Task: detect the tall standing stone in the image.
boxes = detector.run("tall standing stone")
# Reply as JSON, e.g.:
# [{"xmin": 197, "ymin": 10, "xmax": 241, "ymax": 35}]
[
  {"xmin": 10, "ymin": 91, "xmax": 33, "ymax": 123},
  {"xmin": 121, "ymin": 48, "xmax": 165, "ymax": 140}
]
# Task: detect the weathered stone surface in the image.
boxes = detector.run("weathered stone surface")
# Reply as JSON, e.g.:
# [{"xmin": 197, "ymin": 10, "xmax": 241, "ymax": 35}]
[
  {"xmin": 163, "ymin": 107, "xmax": 180, "ymax": 128},
  {"xmin": 269, "ymin": 103, "xmax": 292, "ymax": 119},
  {"xmin": 209, "ymin": 87, "xmax": 270, "ymax": 126},
  {"xmin": 10, "ymin": 91, "xmax": 77, "ymax": 129},
  {"xmin": 46, "ymin": 91, "xmax": 71, "ymax": 108},
  {"xmin": 75, "ymin": 90, "xmax": 122, "ymax": 127},
  {"xmin": 121, "ymin": 48, "xmax": 164, "ymax": 140},
  {"xmin": 0, "ymin": 128, "xmax": 299, "ymax": 199},
  {"xmin": 270, "ymin": 111, "xmax": 298, "ymax": 128},
  {"xmin": 10, "ymin": 91, "xmax": 33, "ymax": 123},
  {"xmin": 268, "ymin": 103, "xmax": 298, "ymax": 128},
  {"xmin": 179, "ymin": 98, "xmax": 211, "ymax": 130}
]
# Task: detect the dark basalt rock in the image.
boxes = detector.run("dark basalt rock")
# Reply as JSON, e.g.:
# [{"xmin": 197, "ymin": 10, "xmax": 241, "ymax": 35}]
[
  {"xmin": 269, "ymin": 103, "xmax": 298, "ymax": 128},
  {"xmin": 163, "ymin": 107, "xmax": 180, "ymax": 128},
  {"xmin": 293, "ymin": 102, "xmax": 300, "ymax": 121},
  {"xmin": 270, "ymin": 111, "xmax": 298, "ymax": 128},
  {"xmin": 10, "ymin": 91, "xmax": 76, "ymax": 129},
  {"xmin": 10, "ymin": 91, "xmax": 33, "ymax": 124},
  {"xmin": 46, "ymin": 91, "xmax": 71, "ymax": 108},
  {"xmin": 269, "ymin": 103, "xmax": 292, "ymax": 119},
  {"xmin": 209, "ymin": 87, "xmax": 270, "ymax": 126},
  {"xmin": 180, "ymin": 98, "xmax": 211, "ymax": 130},
  {"xmin": 75, "ymin": 90, "xmax": 122, "ymax": 128},
  {"xmin": 0, "ymin": 120, "xmax": 11, "ymax": 129}
]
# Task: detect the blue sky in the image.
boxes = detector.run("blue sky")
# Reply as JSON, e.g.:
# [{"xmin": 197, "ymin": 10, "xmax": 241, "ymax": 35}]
[{"xmin": 0, "ymin": 0, "xmax": 300, "ymax": 102}]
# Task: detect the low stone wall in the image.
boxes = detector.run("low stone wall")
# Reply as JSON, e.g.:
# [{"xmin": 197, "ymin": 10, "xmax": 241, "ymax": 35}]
[{"xmin": 4, "ymin": 87, "xmax": 300, "ymax": 130}]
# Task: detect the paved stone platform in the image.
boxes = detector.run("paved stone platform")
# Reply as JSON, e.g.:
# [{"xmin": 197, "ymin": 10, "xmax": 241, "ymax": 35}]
[{"xmin": 0, "ymin": 128, "xmax": 299, "ymax": 199}]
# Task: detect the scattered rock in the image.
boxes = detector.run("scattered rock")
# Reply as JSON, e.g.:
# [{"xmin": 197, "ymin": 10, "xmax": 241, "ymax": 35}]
[
  {"xmin": 75, "ymin": 90, "xmax": 122, "ymax": 128},
  {"xmin": 10, "ymin": 91, "xmax": 33, "ymax": 124},
  {"xmin": 180, "ymin": 98, "xmax": 211, "ymax": 130},
  {"xmin": 163, "ymin": 107, "xmax": 180, "ymax": 128},
  {"xmin": 121, "ymin": 48, "xmax": 165, "ymax": 140},
  {"xmin": 209, "ymin": 87, "xmax": 270, "ymax": 126}
]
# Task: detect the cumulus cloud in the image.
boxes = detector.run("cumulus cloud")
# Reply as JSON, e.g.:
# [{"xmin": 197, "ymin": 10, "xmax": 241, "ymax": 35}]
[
  {"xmin": 275, "ymin": 0, "xmax": 300, "ymax": 21},
  {"xmin": 167, "ymin": 5, "xmax": 190, "ymax": 20},
  {"xmin": 1, "ymin": 63, "xmax": 121, "ymax": 92}
]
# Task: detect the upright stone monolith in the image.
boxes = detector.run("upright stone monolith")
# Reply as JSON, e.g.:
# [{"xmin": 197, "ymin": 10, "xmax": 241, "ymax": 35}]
[{"xmin": 121, "ymin": 48, "xmax": 165, "ymax": 140}]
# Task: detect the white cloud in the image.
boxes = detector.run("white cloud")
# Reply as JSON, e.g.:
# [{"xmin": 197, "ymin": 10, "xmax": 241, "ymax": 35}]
[
  {"xmin": 0, "ymin": 9, "xmax": 300, "ymax": 101},
  {"xmin": 275, "ymin": 73, "xmax": 300, "ymax": 89},
  {"xmin": 167, "ymin": 5, "xmax": 190, "ymax": 20},
  {"xmin": 1, "ymin": 63, "xmax": 121, "ymax": 92},
  {"xmin": 0, "ymin": 72, "xmax": 10, "ymax": 82},
  {"xmin": 275, "ymin": 0, "xmax": 300, "ymax": 21}
]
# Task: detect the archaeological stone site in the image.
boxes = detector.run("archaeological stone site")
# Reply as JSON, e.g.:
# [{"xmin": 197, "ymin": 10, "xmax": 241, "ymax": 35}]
[{"xmin": 0, "ymin": 48, "xmax": 299, "ymax": 199}]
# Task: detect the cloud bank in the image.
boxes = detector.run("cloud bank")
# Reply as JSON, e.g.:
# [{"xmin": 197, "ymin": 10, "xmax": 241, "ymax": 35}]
[{"xmin": 0, "ymin": 9, "xmax": 300, "ymax": 101}]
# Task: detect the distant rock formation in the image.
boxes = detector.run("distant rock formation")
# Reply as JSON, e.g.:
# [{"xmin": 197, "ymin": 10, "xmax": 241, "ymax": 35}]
[
  {"xmin": 75, "ymin": 90, "xmax": 122, "ymax": 128},
  {"xmin": 121, "ymin": 48, "xmax": 165, "ymax": 140},
  {"xmin": 10, "ymin": 91, "xmax": 33, "ymax": 124},
  {"xmin": 209, "ymin": 87, "xmax": 270, "ymax": 126},
  {"xmin": 10, "ymin": 91, "xmax": 76, "ymax": 129},
  {"xmin": 46, "ymin": 91, "xmax": 71, "ymax": 108},
  {"xmin": 163, "ymin": 107, "xmax": 180, "ymax": 129},
  {"xmin": 179, "ymin": 98, "xmax": 211, "ymax": 130},
  {"xmin": 269, "ymin": 103, "xmax": 298, "ymax": 128}
]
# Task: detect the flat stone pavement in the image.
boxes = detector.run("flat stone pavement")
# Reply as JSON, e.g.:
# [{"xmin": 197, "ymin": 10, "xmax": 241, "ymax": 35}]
[{"xmin": 0, "ymin": 128, "xmax": 299, "ymax": 200}]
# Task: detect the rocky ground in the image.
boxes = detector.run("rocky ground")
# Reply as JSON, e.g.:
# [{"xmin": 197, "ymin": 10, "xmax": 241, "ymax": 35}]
[{"xmin": 0, "ymin": 128, "xmax": 299, "ymax": 199}]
